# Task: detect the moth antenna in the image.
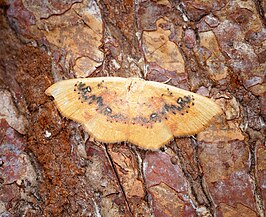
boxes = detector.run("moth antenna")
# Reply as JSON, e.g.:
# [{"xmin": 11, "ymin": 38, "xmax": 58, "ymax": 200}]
[{"xmin": 162, "ymin": 77, "xmax": 172, "ymax": 84}]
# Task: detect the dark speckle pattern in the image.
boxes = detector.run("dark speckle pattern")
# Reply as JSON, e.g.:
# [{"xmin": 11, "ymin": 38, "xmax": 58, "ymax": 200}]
[
  {"xmin": 160, "ymin": 94, "xmax": 195, "ymax": 119},
  {"xmin": 75, "ymin": 82, "xmax": 196, "ymax": 128},
  {"xmin": 75, "ymin": 81, "xmax": 128, "ymax": 123}
]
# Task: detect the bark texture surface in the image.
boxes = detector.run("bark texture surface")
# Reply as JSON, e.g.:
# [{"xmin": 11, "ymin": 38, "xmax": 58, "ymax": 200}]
[{"xmin": 0, "ymin": 0, "xmax": 265, "ymax": 216}]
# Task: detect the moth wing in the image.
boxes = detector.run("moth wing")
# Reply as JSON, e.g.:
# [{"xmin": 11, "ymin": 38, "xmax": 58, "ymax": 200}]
[
  {"xmin": 127, "ymin": 79, "xmax": 173, "ymax": 149},
  {"xmin": 45, "ymin": 77, "xmax": 130, "ymax": 143},
  {"xmin": 46, "ymin": 77, "xmax": 222, "ymax": 149},
  {"xmin": 146, "ymin": 80, "xmax": 222, "ymax": 137}
]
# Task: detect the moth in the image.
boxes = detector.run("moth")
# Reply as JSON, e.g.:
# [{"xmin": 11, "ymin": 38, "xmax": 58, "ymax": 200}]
[{"xmin": 45, "ymin": 77, "xmax": 222, "ymax": 149}]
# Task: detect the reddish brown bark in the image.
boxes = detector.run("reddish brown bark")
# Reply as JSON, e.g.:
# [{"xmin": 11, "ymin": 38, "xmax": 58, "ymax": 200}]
[{"xmin": 0, "ymin": 0, "xmax": 265, "ymax": 216}]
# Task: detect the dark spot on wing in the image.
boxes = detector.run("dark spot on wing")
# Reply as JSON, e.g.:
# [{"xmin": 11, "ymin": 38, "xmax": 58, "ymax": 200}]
[
  {"xmin": 110, "ymin": 113, "xmax": 127, "ymax": 122},
  {"xmin": 76, "ymin": 82, "xmax": 92, "ymax": 96},
  {"xmin": 159, "ymin": 94, "xmax": 195, "ymax": 117},
  {"xmin": 150, "ymin": 113, "xmax": 161, "ymax": 122},
  {"xmin": 74, "ymin": 81, "xmax": 129, "ymax": 123},
  {"xmin": 96, "ymin": 96, "xmax": 104, "ymax": 107},
  {"xmin": 106, "ymin": 107, "xmax": 112, "ymax": 113},
  {"xmin": 133, "ymin": 116, "xmax": 149, "ymax": 124},
  {"xmin": 102, "ymin": 106, "xmax": 112, "ymax": 115},
  {"xmin": 150, "ymin": 113, "xmax": 157, "ymax": 119}
]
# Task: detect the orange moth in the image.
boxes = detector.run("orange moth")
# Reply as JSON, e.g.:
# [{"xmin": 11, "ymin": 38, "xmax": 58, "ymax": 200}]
[{"xmin": 45, "ymin": 77, "xmax": 222, "ymax": 149}]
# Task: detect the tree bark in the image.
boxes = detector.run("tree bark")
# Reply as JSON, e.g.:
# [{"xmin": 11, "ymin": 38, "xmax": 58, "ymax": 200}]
[{"xmin": 0, "ymin": 0, "xmax": 265, "ymax": 216}]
